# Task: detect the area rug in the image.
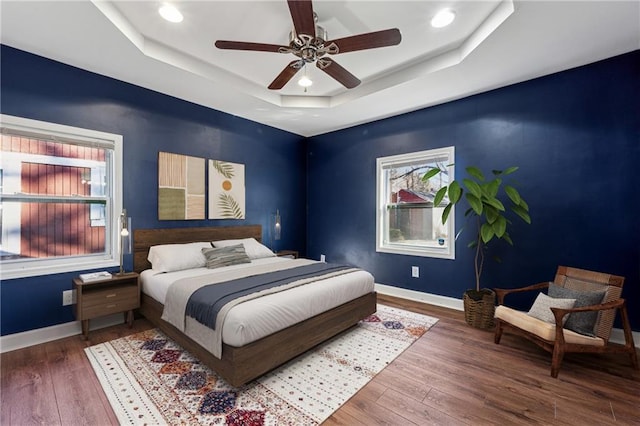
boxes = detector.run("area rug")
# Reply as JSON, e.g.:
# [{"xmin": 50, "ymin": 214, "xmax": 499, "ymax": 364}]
[{"xmin": 85, "ymin": 304, "xmax": 438, "ymax": 425}]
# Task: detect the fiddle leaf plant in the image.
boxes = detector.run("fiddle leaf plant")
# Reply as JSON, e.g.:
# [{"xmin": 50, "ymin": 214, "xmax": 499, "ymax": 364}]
[{"xmin": 422, "ymin": 165, "xmax": 531, "ymax": 294}]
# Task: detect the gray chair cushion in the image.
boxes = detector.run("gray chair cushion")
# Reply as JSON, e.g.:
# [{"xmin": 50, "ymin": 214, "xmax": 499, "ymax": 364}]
[{"xmin": 548, "ymin": 283, "xmax": 606, "ymax": 337}]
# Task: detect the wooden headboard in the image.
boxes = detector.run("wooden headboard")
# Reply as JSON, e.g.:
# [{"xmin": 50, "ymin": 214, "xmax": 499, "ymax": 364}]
[{"xmin": 133, "ymin": 225, "xmax": 262, "ymax": 273}]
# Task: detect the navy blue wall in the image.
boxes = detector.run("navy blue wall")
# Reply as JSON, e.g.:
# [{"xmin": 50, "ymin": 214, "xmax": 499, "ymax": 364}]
[
  {"xmin": 307, "ymin": 51, "xmax": 640, "ymax": 330},
  {"xmin": 0, "ymin": 46, "xmax": 307, "ymax": 335},
  {"xmin": 2, "ymin": 45, "xmax": 638, "ymax": 337}
]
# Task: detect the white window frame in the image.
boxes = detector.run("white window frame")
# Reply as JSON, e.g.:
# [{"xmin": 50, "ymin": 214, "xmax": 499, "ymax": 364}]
[
  {"xmin": 376, "ymin": 146, "xmax": 455, "ymax": 259},
  {"xmin": 0, "ymin": 114, "xmax": 123, "ymax": 279}
]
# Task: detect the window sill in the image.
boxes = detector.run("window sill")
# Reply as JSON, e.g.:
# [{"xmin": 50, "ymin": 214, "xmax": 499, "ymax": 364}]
[
  {"xmin": 376, "ymin": 245, "xmax": 455, "ymax": 260},
  {"xmin": 1, "ymin": 258, "xmax": 119, "ymax": 280}
]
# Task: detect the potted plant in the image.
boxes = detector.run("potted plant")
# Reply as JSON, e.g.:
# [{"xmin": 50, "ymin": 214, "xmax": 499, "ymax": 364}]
[{"xmin": 422, "ymin": 165, "xmax": 531, "ymax": 329}]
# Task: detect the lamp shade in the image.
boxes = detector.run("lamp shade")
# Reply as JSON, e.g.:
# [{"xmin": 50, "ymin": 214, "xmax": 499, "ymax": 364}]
[
  {"xmin": 269, "ymin": 209, "xmax": 281, "ymax": 251},
  {"xmin": 117, "ymin": 209, "xmax": 131, "ymax": 275},
  {"xmin": 274, "ymin": 209, "xmax": 281, "ymax": 241}
]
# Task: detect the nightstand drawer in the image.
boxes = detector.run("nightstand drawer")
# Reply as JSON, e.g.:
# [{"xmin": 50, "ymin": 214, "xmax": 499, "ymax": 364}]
[
  {"xmin": 82, "ymin": 285, "xmax": 138, "ymax": 308},
  {"xmin": 82, "ymin": 299, "xmax": 139, "ymax": 319}
]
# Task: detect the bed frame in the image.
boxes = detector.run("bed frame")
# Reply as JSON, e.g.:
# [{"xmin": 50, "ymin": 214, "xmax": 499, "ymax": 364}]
[{"xmin": 133, "ymin": 225, "xmax": 377, "ymax": 387}]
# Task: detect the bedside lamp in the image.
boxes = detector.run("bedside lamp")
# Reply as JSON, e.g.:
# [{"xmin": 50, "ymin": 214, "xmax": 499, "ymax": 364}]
[
  {"xmin": 117, "ymin": 209, "xmax": 131, "ymax": 275},
  {"xmin": 270, "ymin": 209, "xmax": 281, "ymax": 251},
  {"xmin": 274, "ymin": 209, "xmax": 281, "ymax": 241}
]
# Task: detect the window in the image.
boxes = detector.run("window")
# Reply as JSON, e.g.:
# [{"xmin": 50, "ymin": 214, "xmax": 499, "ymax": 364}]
[
  {"xmin": 0, "ymin": 114, "xmax": 123, "ymax": 279},
  {"xmin": 376, "ymin": 146, "xmax": 455, "ymax": 259}
]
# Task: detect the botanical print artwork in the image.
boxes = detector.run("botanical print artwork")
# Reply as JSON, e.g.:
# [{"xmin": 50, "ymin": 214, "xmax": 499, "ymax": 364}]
[
  {"xmin": 209, "ymin": 160, "xmax": 245, "ymax": 219},
  {"xmin": 158, "ymin": 152, "xmax": 205, "ymax": 220}
]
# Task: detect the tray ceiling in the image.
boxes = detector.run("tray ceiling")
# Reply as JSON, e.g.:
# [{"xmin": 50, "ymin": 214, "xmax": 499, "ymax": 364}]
[{"xmin": 1, "ymin": 1, "xmax": 638, "ymax": 136}]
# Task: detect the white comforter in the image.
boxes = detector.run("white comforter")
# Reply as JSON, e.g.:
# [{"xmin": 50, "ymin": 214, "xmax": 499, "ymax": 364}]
[{"xmin": 140, "ymin": 257, "xmax": 375, "ymax": 358}]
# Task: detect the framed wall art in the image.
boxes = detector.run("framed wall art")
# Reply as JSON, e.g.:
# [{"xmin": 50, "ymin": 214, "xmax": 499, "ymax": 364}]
[
  {"xmin": 209, "ymin": 160, "xmax": 245, "ymax": 219},
  {"xmin": 158, "ymin": 151, "xmax": 205, "ymax": 220}
]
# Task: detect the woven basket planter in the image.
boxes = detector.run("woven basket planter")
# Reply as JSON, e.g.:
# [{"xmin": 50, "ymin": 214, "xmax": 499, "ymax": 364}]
[{"xmin": 463, "ymin": 289, "xmax": 496, "ymax": 329}]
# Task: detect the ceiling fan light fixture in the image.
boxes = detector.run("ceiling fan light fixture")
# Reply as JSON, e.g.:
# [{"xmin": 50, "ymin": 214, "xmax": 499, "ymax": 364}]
[
  {"xmin": 159, "ymin": 4, "xmax": 183, "ymax": 23},
  {"xmin": 298, "ymin": 75, "xmax": 313, "ymax": 87},
  {"xmin": 431, "ymin": 8, "xmax": 455, "ymax": 28}
]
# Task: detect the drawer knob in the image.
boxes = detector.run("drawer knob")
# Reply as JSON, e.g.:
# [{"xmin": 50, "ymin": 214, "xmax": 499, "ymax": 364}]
[
  {"xmin": 106, "ymin": 293, "xmax": 116, "ymax": 298},
  {"xmin": 106, "ymin": 304, "xmax": 116, "ymax": 308}
]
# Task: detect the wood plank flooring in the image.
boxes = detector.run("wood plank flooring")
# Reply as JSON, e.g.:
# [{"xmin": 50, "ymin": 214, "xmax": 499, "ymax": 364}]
[{"xmin": 2, "ymin": 294, "xmax": 639, "ymax": 425}]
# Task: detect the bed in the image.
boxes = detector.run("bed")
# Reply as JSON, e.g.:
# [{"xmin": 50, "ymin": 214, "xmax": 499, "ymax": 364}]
[{"xmin": 134, "ymin": 225, "xmax": 376, "ymax": 387}]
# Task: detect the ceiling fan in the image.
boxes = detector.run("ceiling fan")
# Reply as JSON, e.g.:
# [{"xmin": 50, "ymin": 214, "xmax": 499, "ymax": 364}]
[{"xmin": 215, "ymin": 0, "xmax": 401, "ymax": 90}]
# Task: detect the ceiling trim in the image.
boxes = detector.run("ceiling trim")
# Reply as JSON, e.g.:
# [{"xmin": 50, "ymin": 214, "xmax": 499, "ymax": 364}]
[{"xmin": 92, "ymin": 0, "xmax": 513, "ymax": 109}]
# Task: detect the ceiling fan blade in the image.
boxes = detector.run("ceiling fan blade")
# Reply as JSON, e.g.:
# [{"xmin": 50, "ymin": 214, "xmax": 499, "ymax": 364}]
[
  {"xmin": 215, "ymin": 40, "xmax": 286, "ymax": 53},
  {"xmin": 268, "ymin": 60, "xmax": 304, "ymax": 90},
  {"xmin": 326, "ymin": 28, "xmax": 401, "ymax": 54},
  {"xmin": 287, "ymin": 0, "xmax": 315, "ymax": 38},
  {"xmin": 316, "ymin": 58, "xmax": 361, "ymax": 89}
]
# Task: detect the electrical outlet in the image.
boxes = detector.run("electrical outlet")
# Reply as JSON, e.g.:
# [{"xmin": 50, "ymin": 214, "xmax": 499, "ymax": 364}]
[
  {"xmin": 320, "ymin": 254, "xmax": 326, "ymax": 262},
  {"xmin": 62, "ymin": 289, "xmax": 76, "ymax": 306},
  {"xmin": 411, "ymin": 266, "xmax": 420, "ymax": 278}
]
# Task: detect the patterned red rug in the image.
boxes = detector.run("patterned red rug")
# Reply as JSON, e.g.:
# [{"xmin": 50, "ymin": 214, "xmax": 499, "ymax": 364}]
[{"xmin": 85, "ymin": 304, "xmax": 438, "ymax": 425}]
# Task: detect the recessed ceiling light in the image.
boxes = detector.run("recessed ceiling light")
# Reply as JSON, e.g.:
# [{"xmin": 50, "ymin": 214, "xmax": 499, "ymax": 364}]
[
  {"xmin": 159, "ymin": 4, "xmax": 183, "ymax": 23},
  {"xmin": 431, "ymin": 8, "xmax": 455, "ymax": 28}
]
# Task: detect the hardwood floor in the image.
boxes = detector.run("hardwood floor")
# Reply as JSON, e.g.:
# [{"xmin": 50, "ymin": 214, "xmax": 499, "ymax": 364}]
[{"xmin": 2, "ymin": 294, "xmax": 639, "ymax": 425}]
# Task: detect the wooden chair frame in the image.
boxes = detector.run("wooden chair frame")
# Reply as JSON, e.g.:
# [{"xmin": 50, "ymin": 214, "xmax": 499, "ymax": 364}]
[{"xmin": 494, "ymin": 266, "xmax": 638, "ymax": 378}]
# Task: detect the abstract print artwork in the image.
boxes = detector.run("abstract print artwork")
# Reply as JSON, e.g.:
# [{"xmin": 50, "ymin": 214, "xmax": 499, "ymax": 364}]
[
  {"xmin": 209, "ymin": 160, "xmax": 245, "ymax": 219},
  {"xmin": 158, "ymin": 152, "xmax": 205, "ymax": 220}
]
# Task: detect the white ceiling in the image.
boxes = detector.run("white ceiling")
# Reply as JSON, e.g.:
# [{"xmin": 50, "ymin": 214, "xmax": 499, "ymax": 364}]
[{"xmin": 1, "ymin": 1, "xmax": 638, "ymax": 137}]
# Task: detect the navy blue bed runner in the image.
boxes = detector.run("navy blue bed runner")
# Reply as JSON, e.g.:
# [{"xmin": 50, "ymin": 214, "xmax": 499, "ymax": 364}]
[{"xmin": 186, "ymin": 263, "xmax": 353, "ymax": 329}]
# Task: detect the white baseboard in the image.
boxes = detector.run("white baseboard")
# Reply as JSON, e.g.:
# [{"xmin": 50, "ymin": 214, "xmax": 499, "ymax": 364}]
[
  {"xmin": 0, "ymin": 314, "xmax": 125, "ymax": 353},
  {"xmin": 609, "ymin": 328, "xmax": 640, "ymax": 349},
  {"xmin": 375, "ymin": 283, "xmax": 464, "ymax": 311},
  {"xmin": 375, "ymin": 283, "xmax": 640, "ymax": 349},
  {"xmin": 2, "ymin": 288, "xmax": 639, "ymax": 352}
]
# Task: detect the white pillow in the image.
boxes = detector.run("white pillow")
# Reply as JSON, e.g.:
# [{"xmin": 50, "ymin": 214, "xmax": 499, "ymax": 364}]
[
  {"xmin": 212, "ymin": 238, "xmax": 275, "ymax": 260},
  {"xmin": 527, "ymin": 292, "xmax": 576, "ymax": 324},
  {"xmin": 147, "ymin": 242, "xmax": 211, "ymax": 272}
]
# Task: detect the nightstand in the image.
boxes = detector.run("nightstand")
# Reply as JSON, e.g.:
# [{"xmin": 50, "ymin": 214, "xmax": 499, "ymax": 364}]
[
  {"xmin": 276, "ymin": 250, "xmax": 299, "ymax": 259},
  {"xmin": 73, "ymin": 272, "xmax": 140, "ymax": 339}
]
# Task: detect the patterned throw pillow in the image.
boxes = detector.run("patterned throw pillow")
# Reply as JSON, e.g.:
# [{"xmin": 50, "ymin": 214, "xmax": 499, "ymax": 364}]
[
  {"xmin": 527, "ymin": 293, "xmax": 576, "ymax": 324},
  {"xmin": 201, "ymin": 244, "xmax": 251, "ymax": 269},
  {"xmin": 548, "ymin": 283, "xmax": 606, "ymax": 337},
  {"xmin": 212, "ymin": 238, "xmax": 276, "ymax": 259}
]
